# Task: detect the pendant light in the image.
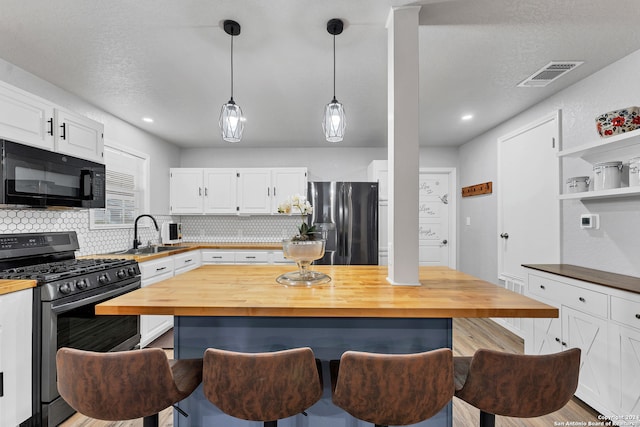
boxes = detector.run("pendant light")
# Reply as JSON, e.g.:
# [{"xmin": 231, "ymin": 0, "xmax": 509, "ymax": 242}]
[
  {"xmin": 219, "ymin": 20, "xmax": 244, "ymax": 143},
  {"xmin": 323, "ymin": 18, "xmax": 346, "ymax": 143}
]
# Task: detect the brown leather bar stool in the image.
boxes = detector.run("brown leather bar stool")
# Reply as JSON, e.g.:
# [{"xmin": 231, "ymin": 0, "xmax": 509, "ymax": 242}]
[
  {"xmin": 331, "ymin": 348, "xmax": 454, "ymax": 427},
  {"xmin": 203, "ymin": 347, "xmax": 323, "ymax": 427},
  {"xmin": 453, "ymin": 348, "xmax": 581, "ymax": 427},
  {"xmin": 56, "ymin": 347, "xmax": 203, "ymax": 427}
]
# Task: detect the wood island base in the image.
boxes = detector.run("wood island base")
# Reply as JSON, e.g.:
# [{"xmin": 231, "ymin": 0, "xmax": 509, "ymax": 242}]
[{"xmin": 173, "ymin": 316, "xmax": 453, "ymax": 427}]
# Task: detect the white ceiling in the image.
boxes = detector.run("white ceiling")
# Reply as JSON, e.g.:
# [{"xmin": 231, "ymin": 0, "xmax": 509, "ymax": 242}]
[{"xmin": 1, "ymin": 0, "xmax": 639, "ymax": 148}]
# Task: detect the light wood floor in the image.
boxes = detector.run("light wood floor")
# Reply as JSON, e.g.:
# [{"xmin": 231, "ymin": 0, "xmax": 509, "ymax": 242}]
[{"xmin": 60, "ymin": 319, "xmax": 601, "ymax": 427}]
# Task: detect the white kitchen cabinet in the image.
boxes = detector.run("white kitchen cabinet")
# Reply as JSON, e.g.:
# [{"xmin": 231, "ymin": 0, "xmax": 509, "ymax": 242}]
[
  {"xmin": 173, "ymin": 251, "xmax": 202, "ymax": 275},
  {"xmin": 524, "ymin": 267, "xmax": 640, "ymax": 420},
  {"xmin": 170, "ymin": 167, "xmax": 307, "ymax": 215},
  {"xmin": 139, "ymin": 257, "xmax": 174, "ymax": 348},
  {"xmin": 237, "ymin": 168, "xmax": 272, "ymax": 214},
  {"xmin": 54, "ymin": 109, "xmax": 104, "ymax": 163},
  {"xmin": 204, "ymin": 169, "xmax": 237, "ymax": 214},
  {"xmin": 271, "ymin": 168, "xmax": 308, "ymax": 211},
  {"xmin": 0, "ymin": 288, "xmax": 33, "ymax": 427},
  {"xmin": 0, "ymin": 80, "xmax": 55, "ymax": 150},
  {"xmin": 201, "ymin": 249, "xmax": 283, "ymax": 265}
]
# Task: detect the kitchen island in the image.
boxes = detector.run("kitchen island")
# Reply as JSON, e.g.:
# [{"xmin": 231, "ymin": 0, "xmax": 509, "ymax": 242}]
[{"xmin": 96, "ymin": 265, "xmax": 557, "ymax": 427}]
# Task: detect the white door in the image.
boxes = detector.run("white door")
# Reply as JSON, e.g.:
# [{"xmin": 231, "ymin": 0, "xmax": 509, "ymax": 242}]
[
  {"xmin": 204, "ymin": 168, "xmax": 237, "ymax": 214},
  {"xmin": 418, "ymin": 170, "xmax": 454, "ymax": 267},
  {"xmin": 271, "ymin": 168, "xmax": 307, "ymax": 213},
  {"xmin": 498, "ymin": 112, "xmax": 560, "ymax": 282}
]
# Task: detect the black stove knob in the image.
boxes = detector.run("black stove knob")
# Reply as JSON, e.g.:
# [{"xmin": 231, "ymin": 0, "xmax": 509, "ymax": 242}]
[
  {"xmin": 117, "ymin": 269, "xmax": 127, "ymax": 279},
  {"xmin": 127, "ymin": 267, "xmax": 137, "ymax": 276},
  {"xmin": 59, "ymin": 282, "xmax": 73, "ymax": 294},
  {"xmin": 76, "ymin": 279, "xmax": 88, "ymax": 290},
  {"xmin": 98, "ymin": 274, "xmax": 109, "ymax": 285}
]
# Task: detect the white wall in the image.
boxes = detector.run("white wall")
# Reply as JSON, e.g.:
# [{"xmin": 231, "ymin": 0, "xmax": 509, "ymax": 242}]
[
  {"xmin": 0, "ymin": 58, "xmax": 180, "ymax": 214},
  {"xmin": 459, "ymin": 48, "xmax": 640, "ymax": 281},
  {"xmin": 180, "ymin": 146, "xmax": 458, "ymax": 182}
]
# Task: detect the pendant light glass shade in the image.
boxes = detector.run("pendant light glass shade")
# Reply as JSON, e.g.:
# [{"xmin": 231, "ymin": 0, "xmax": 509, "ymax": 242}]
[
  {"xmin": 323, "ymin": 18, "xmax": 345, "ymax": 143},
  {"xmin": 219, "ymin": 99, "xmax": 244, "ymax": 143},
  {"xmin": 323, "ymin": 97, "xmax": 346, "ymax": 143},
  {"xmin": 220, "ymin": 20, "xmax": 244, "ymax": 143}
]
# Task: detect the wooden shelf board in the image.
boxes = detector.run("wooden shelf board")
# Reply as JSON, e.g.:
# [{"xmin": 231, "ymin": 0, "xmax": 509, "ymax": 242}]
[{"xmin": 559, "ymin": 186, "xmax": 640, "ymax": 200}]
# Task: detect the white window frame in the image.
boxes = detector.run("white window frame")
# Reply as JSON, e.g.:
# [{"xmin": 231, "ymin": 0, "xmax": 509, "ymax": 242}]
[{"xmin": 89, "ymin": 140, "xmax": 150, "ymax": 229}]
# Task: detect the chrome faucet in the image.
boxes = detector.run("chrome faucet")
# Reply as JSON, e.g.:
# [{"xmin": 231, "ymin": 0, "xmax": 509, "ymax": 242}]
[{"xmin": 133, "ymin": 214, "xmax": 159, "ymax": 249}]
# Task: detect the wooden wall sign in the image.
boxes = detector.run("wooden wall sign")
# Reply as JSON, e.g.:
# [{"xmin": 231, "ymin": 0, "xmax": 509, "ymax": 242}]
[{"xmin": 462, "ymin": 181, "xmax": 492, "ymax": 197}]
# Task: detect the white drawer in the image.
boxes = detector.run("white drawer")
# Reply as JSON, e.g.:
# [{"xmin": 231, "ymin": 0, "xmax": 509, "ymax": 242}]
[
  {"xmin": 173, "ymin": 251, "xmax": 201, "ymax": 271},
  {"xmin": 611, "ymin": 296, "xmax": 640, "ymax": 330},
  {"xmin": 139, "ymin": 257, "xmax": 174, "ymax": 280},
  {"xmin": 271, "ymin": 251, "xmax": 294, "ymax": 264},
  {"xmin": 201, "ymin": 251, "xmax": 235, "ymax": 264},
  {"xmin": 529, "ymin": 273, "xmax": 607, "ymax": 318},
  {"xmin": 235, "ymin": 251, "xmax": 269, "ymax": 264}
]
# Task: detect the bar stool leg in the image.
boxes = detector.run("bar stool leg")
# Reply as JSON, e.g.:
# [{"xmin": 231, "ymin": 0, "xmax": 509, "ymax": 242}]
[
  {"xmin": 143, "ymin": 414, "xmax": 159, "ymax": 427},
  {"xmin": 479, "ymin": 410, "xmax": 495, "ymax": 427},
  {"xmin": 264, "ymin": 421, "xmax": 277, "ymax": 427}
]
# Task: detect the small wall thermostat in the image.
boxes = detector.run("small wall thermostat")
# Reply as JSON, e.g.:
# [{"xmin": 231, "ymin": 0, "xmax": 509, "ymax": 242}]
[{"xmin": 580, "ymin": 214, "xmax": 599, "ymax": 229}]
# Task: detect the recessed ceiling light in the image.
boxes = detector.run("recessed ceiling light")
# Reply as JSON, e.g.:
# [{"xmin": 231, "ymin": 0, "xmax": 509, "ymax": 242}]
[
  {"xmin": 142, "ymin": 117, "xmax": 154, "ymax": 123},
  {"xmin": 461, "ymin": 114, "xmax": 473, "ymax": 121}
]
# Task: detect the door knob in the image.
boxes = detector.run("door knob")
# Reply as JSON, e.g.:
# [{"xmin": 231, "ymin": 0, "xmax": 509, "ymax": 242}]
[
  {"xmin": 441, "ymin": 239, "xmax": 448, "ymax": 245},
  {"xmin": 500, "ymin": 233, "xmax": 509, "ymax": 239}
]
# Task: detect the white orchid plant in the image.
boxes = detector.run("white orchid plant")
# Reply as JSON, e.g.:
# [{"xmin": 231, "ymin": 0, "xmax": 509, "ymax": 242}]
[{"xmin": 277, "ymin": 194, "xmax": 318, "ymax": 240}]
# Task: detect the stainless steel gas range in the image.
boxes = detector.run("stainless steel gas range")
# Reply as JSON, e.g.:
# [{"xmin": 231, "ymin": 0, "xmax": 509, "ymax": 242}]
[{"xmin": 0, "ymin": 231, "xmax": 141, "ymax": 427}]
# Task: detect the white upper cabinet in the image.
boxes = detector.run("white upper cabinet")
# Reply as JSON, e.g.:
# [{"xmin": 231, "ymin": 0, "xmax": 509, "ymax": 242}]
[
  {"xmin": 204, "ymin": 169, "xmax": 237, "ymax": 214},
  {"xmin": 55, "ymin": 109, "xmax": 104, "ymax": 163},
  {"xmin": 0, "ymin": 80, "xmax": 104, "ymax": 163},
  {"xmin": 237, "ymin": 168, "xmax": 272, "ymax": 214},
  {"xmin": 271, "ymin": 167, "xmax": 308, "ymax": 212},
  {"xmin": 0, "ymin": 81, "xmax": 55, "ymax": 150},
  {"xmin": 170, "ymin": 167, "xmax": 307, "ymax": 215}
]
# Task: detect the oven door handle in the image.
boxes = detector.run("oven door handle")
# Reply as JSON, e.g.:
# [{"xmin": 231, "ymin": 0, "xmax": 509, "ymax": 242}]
[{"xmin": 52, "ymin": 280, "xmax": 141, "ymax": 314}]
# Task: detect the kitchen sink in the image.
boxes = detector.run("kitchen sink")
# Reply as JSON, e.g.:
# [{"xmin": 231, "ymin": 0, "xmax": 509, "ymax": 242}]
[{"xmin": 107, "ymin": 246, "xmax": 187, "ymax": 255}]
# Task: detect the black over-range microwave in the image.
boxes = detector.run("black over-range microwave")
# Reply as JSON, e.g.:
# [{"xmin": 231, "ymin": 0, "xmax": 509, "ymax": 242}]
[{"xmin": 0, "ymin": 139, "xmax": 106, "ymax": 208}]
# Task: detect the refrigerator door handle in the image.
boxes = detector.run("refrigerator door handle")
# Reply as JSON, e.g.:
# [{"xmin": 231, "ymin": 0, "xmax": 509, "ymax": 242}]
[{"xmin": 345, "ymin": 184, "xmax": 353, "ymax": 264}]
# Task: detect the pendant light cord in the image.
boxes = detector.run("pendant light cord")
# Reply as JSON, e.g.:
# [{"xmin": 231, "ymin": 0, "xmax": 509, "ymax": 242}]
[
  {"xmin": 332, "ymin": 32, "xmax": 336, "ymax": 100},
  {"xmin": 230, "ymin": 34, "xmax": 234, "ymax": 101}
]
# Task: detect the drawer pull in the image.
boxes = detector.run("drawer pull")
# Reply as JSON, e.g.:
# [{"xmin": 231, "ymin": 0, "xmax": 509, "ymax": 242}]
[
  {"xmin": 184, "ymin": 259, "xmax": 192, "ymax": 263},
  {"xmin": 540, "ymin": 285, "xmax": 546, "ymax": 290},
  {"xmin": 636, "ymin": 314, "xmax": 640, "ymax": 320},
  {"xmin": 156, "ymin": 266, "xmax": 167, "ymax": 272},
  {"xmin": 555, "ymin": 337, "xmax": 561, "ymax": 343},
  {"xmin": 562, "ymin": 341, "xmax": 567, "ymax": 347},
  {"xmin": 578, "ymin": 297, "xmax": 586, "ymax": 302},
  {"xmin": 246, "ymin": 256, "xmax": 256, "ymax": 259},
  {"xmin": 212, "ymin": 256, "xmax": 222, "ymax": 259}
]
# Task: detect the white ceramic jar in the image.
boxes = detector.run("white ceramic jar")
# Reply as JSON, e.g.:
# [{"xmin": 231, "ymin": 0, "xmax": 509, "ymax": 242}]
[
  {"xmin": 566, "ymin": 176, "xmax": 590, "ymax": 193},
  {"xmin": 593, "ymin": 161, "xmax": 623, "ymax": 191},
  {"xmin": 629, "ymin": 157, "xmax": 640, "ymax": 187}
]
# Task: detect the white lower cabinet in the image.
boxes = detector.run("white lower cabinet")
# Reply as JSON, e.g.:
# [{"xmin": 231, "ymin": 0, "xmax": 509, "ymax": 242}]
[
  {"xmin": 139, "ymin": 257, "xmax": 174, "ymax": 348},
  {"xmin": 173, "ymin": 251, "xmax": 202, "ymax": 275},
  {"xmin": 525, "ymin": 268, "xmax": 640, "ymax": 420},
  {"xmin": 0, "ymin": 288, "xmax": 33, "ymax": 426},
  {"xmin": 201, "ymin": 249, "xmax": 291, "ymax": 265}
]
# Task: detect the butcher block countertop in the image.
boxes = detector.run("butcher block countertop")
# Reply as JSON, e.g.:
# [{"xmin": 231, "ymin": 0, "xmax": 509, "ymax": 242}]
[
  {"xmin": 95, "ymin": 265, "xmax": 557, "ymax": 318},
  {"xmin": 523, "ymin": 264, "xmax": 640, "ymax": 294},
  {"xmin": 0, "ymin": 279, "xmax": 36, "ymax": 296}
]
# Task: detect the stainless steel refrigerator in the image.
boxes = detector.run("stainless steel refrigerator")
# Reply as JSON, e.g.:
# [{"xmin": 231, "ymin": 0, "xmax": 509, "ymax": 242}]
[{"xmin": 308, "ymin": 181, "xmax": 378, "ymax": 265}]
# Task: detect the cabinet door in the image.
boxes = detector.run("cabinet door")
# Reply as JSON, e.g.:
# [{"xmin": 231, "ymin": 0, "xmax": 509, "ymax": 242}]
[
  {"xmin": 55, "ymin": 109, "xmax": 104, "ymax": 163},
  {"xmin": 0, "ymin": 81, "xmax": 55, "ymax": 150},
  {"xmin": 610, "ymin": 323, "xmax": 640, "ymax": 416},
  {"xmin": 563, "ymin": 306, "xmax": 609, "ymax": 409},
  {"xmin": 271, "ymin": 168, "xmax": 307, "ymax": 213},
  {"xmin": 204, "ymin": 168, "xmax": 237, "ymax": 214},
  {"xmin": 237, "ymin": 168, "xmax": 271, "ymax": 214},
  {"xmin": 170, "ymin": 169, "xmax": 204, "ymax": 214},
  {"xmin": 140, "ymin": 257, "xmax": 174, "ymax": 348},
  {"xmin": 0, "ymin": 289, "xmax": 33, "ymax": 426}
]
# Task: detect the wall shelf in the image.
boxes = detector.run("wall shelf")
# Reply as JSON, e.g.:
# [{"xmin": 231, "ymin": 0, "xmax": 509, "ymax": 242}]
[
  {"xmin": 559, "ymin": 186, "xmax": 640, "ymax": 200},
  {"xmin": 558, "ymin": 128, "xmax": 640, "ymax": 163}
]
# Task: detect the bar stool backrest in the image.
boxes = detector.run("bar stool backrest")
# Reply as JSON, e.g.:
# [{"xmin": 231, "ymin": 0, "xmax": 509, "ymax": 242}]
[
  {"xmin": 454, "ymin": 348, "xmax": 581, "ymax": 418},
  {"xmin": 203, "ymin": 347, "xmax": 322, "ymax": 422},
  {"xmin": 56, "ymin": 347, "xmax": 199, "ymax": 421},
  {"xmin": 332, "ymin": 348, "xmax": 454, "ymax": 426}
]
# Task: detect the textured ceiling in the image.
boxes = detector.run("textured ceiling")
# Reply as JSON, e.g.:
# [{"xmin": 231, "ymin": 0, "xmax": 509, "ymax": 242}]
[{"xmin": 0, "ymin": 0, "xmax": 639, "ymax": 148}]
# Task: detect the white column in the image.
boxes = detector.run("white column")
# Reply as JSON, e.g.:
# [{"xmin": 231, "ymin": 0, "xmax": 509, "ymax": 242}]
[{"xmin": 387, "ymin": 6, "xmax": 420, "ymax": 285}]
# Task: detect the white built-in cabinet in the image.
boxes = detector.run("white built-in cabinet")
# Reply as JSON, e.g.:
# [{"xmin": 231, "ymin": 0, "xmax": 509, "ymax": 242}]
[
  {"xmin": 139, "ymin": 252, "xmax": 202, "ymax": 347},
  {"xmin": 0, "ymin": 288, "xmax": 33, "ymax": 427},
  {"xmin": 170, "ymin": 167, "xmax": 307, "ymax": 215},
  {"xmin": 0, "ymin": 80, "xmax": 104, "ymax": 163},
  {"xmin": 201, "ymin": 249, "xmax": 292, "ymax": 265},
  {"xmin": 524, "ymin": 267, "xmax": 640, "ymax": 419}
]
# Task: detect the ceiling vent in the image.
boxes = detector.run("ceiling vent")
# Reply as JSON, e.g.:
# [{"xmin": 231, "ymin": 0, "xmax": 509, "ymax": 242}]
[{"xmin": 517, "ymin": 61, "xmax": 584, "ymax": 87}]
